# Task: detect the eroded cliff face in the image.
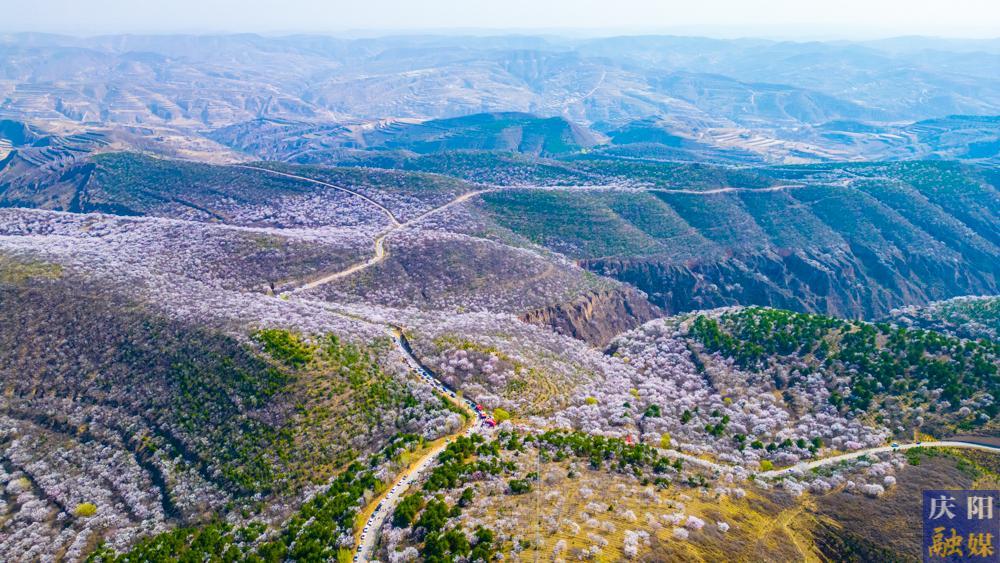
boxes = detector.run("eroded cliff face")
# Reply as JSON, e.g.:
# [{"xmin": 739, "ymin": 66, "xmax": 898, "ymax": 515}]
[
  {"xmin": 584, "ymin": 246, "xmax": 999, "ymax": 320},
  {"xmin": 520, "ymin": 287, "xmax": 661, "ymax": 347}
]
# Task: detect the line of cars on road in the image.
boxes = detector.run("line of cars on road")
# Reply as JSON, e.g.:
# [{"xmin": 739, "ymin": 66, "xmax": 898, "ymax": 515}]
[
  {"xmin": 356, "ymin": 478, "xmax": 410, "ymax": 562},
  {"xmin": 356, "ymin": 335, "xmax": 496, "ymax": 561},
  {"xmin": 354, "ymin": 372, "xmax": 496, "ymax": 560},
  {"xmin": 410, "ymin": 362, "xmax": 497, "ymax": 427},
  {"xmin": 354, "ymin": 425, "xmax": 490, "ymax": 562}
]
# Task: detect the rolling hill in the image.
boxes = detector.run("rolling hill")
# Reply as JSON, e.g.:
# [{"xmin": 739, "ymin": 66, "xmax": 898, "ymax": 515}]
[{"xmin": 0, "ymin": 31, "xmax": 998, "ymax": 562}]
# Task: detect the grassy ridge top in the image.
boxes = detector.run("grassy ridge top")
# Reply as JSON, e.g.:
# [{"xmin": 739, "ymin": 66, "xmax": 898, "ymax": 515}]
[{"xmin": 477, "ymin": 161, "xmax": 999, "ymax": 261}]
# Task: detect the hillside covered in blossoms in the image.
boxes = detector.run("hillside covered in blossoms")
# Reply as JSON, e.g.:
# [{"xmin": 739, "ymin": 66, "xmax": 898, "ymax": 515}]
[{"xmin": 0, "ymin": 29, "xmax": 998, "ymax": 563}]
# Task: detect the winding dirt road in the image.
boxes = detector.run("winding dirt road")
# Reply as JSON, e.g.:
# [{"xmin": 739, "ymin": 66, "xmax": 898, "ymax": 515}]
[
  {"xmin": 247, "ymin": 165, "xmax": 814, "ymax": 295},
  {"xmin": 243, "ymin": 164, "xmax": 494, "ymax": 295},
  {"xmin": 656, "ymin": 440, "xmax": 1000, "ymax": 480},
  {"xmin": 284, "ymin": 188, "xmax": 491, "ymax": 295},
  {"xmin": 760, "ymin": 440, "xmax": 1000, "ymax": 478},
  {"xmin": 243, "ymin": 165, "xmax": 492, "ymax": 560},
  {"xmin": 647, "ymin": 183, "xmax": 807, "ymax": 196}
]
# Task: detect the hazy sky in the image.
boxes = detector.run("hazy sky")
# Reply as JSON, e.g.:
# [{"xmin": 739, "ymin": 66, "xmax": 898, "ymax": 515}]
[{"xmin": 5, "ymin": 0, "xmax": 1000, "ymax": 38}]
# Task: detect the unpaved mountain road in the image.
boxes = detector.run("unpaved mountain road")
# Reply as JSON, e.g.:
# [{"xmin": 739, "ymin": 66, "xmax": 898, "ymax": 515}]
[
  {"xmin": 760, "ymin": 440, "xmax": 1000, "ymax": 478},
  {"xmin": 282, "ymin": 187, "xmax": 493, "ymax": 295},
  {"xmin": 242, "ymin": 164, "xmax": 494, "ymax": 295},
  {"xmin": 647, "ymin": 183, "xmax": 807, "ymax": 196},
  {"xmin": 656, "ymin": 439, "xmax": 1000, "ymax": 480},
  {"xmin": 292, "ymin": 232, "xmax": 390, "ymax": 292}
]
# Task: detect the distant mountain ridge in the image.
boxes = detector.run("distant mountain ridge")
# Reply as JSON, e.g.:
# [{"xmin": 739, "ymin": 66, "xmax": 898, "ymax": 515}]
[
  {"xmin": 210, "ymin": 112, "xmax": 600, "ymax": 160},
  {"xmin": 2, "ymin": 33, "xmax": 998, "ymax": 152},
  {"xmin": 206, "ymin": 110, "xmax": 1000, "ymax": 166}
]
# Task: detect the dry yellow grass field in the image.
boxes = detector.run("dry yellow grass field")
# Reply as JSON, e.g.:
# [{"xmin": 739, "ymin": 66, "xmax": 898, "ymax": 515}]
[{"xmin": 455, "ymin": 456, "xmax": 808, "ymax": 562}]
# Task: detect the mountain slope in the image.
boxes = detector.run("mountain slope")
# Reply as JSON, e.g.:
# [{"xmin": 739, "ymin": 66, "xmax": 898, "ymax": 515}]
[
  {"xmin": 475, "ymin": 161, "xmax": 1000, "ymax": 319},
  {"xmin": 0, "ymin": 253, "xmax": 455, "ymax": 558}
]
